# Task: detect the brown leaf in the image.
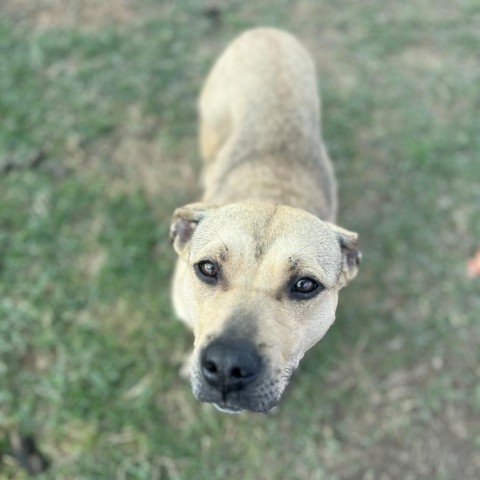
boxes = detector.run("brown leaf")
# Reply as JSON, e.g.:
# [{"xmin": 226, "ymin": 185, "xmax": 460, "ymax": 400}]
[{"xmin": 466, "ymin": 247, "xmax": 480, "ymax": 278}]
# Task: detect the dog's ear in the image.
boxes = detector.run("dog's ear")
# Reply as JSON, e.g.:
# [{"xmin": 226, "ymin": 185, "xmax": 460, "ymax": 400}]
[
  {"xmin": 325, "ymin": 223, "xmax": 361, "ymax": 286},
  {"xmin": 170, "ymin": 202, "xmax": 214, "ymax": 258}
]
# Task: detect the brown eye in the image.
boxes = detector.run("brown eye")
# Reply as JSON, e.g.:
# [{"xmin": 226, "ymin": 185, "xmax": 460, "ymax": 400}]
[
  {"xmin": 199, "ymin": 261, "xmax": 217, "ymax": 277},
  {"xmin": 294, "ymin": 278, "xmax": 317, "ymax": 293},
  {"xmin": 195, "ymin": 261, "xmax": 218, "ymax": 284},
  {"xmin": 291, "ymin": 277, "xmax": 324, "ymax": 299}
]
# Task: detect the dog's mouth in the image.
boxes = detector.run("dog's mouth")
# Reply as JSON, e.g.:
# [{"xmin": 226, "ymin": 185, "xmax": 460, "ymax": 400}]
[
  {"xmin": 213, "ymin": 402, "xmax": 245, "ymax": 414},
  {"xmin": 190, "ymin": 337, "xmax": 300, "ymax": 414},
  {"xmin": 193, "ymin": 384, "xmax": 281, "ymax": 413}
]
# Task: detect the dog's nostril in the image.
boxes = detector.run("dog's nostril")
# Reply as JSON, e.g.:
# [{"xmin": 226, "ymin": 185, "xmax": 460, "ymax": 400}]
[
  {"xmin": 230, "ymin": 367, "xmax": 252, "ymax": 378},
  {"xmin": 204, "ymin": 360, "xmax": 217, "ymax": 374},
  {"xmin": 231, "ymin": 367, "xmax": 243, "ymax": 378}
]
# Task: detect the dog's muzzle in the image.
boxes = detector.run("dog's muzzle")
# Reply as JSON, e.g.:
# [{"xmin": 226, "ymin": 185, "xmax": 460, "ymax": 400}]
[{"xmin": 194, "ymin": 338, "xmax": 271, "ymax": 412}]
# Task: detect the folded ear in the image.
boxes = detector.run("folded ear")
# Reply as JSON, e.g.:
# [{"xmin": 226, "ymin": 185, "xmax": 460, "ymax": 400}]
[
  {"xmin": 169, "ymin": 202, "xmax": 215, "ymax": 259},
  {"xmin": 325, "ymin": 222, "xmax": 361, "ymax": 286}
]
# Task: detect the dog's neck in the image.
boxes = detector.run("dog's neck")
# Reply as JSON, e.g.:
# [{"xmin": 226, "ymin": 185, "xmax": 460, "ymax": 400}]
[{"xmin": 202, "ymin": 149, "xmax": 337, "ymax": 222}]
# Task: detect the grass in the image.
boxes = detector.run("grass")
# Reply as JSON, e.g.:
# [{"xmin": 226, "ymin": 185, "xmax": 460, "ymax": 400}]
[{"xmin": 1, "ymin": 0, "xmax": 479, "ymax": 478}]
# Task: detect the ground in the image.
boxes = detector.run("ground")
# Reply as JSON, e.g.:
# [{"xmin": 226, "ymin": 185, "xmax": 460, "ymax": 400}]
[{"xmin": 0, "ymin": 0, "xmax": 479, "ymax": 478}]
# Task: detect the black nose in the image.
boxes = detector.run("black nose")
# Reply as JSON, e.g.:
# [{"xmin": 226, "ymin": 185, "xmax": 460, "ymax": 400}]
[{"xmin": 201, "ymin": 339, "xmax": 262, "ymax": 392}]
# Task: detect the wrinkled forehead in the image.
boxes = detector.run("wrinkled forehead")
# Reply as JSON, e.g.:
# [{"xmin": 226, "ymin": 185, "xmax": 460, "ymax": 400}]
[{"xmin": 190, "ymin": 202, "xmax": 342, "ymax": 283}]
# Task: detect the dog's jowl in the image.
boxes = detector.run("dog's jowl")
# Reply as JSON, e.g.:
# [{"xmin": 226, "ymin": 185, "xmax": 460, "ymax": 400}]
[{"xmin": 170, "ymin": 28, "xmax": 361, "ymax": 413}]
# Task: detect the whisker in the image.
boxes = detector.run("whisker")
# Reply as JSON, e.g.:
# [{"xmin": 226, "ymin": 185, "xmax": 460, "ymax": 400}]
[
  {"xmin": 215, "ymin": 229, "xmax": 228, "ymax": 252},
  {"xmin": 289, "ymin": 242, "xmax": 317, "ymax": 262}
]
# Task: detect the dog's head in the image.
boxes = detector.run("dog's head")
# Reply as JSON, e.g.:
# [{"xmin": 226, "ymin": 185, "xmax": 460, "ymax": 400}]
[{"xmin": 170, "ymin": 201, "xmax": 360, "ymax": 413}]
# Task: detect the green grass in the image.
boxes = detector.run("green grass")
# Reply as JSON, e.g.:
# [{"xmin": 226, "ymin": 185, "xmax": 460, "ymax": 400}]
[{"xmin": 1, "ymin": 0, "xmax": 479, "ymax": 478}]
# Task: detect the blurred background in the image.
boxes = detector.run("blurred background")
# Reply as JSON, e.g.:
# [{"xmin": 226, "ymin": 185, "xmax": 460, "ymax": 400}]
[{"xmin": 1, "ymin": 0, "xmax": 479, "ymax": 478}]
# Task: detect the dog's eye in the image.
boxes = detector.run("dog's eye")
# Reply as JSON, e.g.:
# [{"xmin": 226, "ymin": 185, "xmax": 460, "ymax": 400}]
[
  {"xmin": 294, "ymin": 278, "xmax": 317, "ymax": 293},
  {"xmin": 291, "ymin": 277, "xmax": 324, "ymax": 299},
  {"xmin": 195, "ymin": 261, "xmax": 218, "ymax": 284},
  {"xmin": 199, "ymin": 261, "xmax": 217, "ymax": 277}
]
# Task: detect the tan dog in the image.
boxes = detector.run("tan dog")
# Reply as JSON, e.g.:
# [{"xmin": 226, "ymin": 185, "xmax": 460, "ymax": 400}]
[{"xmin": 170, "ymin": 28, "xmax": 360, "ymax": 413}]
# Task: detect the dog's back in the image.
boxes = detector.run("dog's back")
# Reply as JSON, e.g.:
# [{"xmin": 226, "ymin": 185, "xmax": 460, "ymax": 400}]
[{"xmin": 198, "ymin": 28, "xmax": 337, "ymax": 221}]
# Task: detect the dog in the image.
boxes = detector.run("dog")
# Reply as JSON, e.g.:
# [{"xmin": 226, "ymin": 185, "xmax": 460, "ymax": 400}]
[{"xmin": 170, "ymin": 28, "xmax": 361, "ymax": 413}]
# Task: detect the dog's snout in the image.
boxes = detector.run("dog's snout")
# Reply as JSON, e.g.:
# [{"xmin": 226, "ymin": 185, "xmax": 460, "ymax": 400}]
[{"xmin": 201, "ymin": 339, "xmax": 261, "ymax": 392}]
